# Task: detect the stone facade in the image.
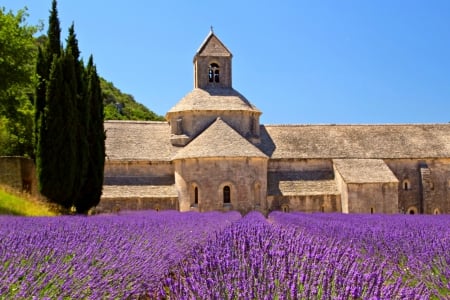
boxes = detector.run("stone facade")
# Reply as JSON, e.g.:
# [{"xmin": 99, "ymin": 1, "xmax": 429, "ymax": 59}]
[{"xmin": 101, "ymin": 30, "xmax": 450, "ymax": 215}]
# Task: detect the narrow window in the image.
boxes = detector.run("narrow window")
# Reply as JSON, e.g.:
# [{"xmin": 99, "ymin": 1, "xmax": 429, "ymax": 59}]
[
  {"xmin": 209, "ymin": 63, "xmax": 219, "ymax": 83},
  {"xmin": 223, "ymin": 186, "xmax": 231, "ymax": 204},
  {"xmin": 433, "ymin": 208, "xmax": 440, "ymax": 215},
  {"xmin": 194, "ymin": 187, "xmax": 198, "ymax": 205},
  {"xmin": 214, "ymin": 69, "xmax": 220, "ymax": 82},
  {"xmin": 370, "ymin": 207, "xmax": 374, "ymax": 214},
  {"xmin": 403, "ymin": 180, "xmax": 410, "ymax": 190},
  {"xmin": 281, "ymin": 204, "xmax": 289, "ymax": 213},
  {"xmin": 321, "ymin": 205, "xmax": 325, "ymax": 213},
  {"xmin": 208, "ymin": 69, "xmax": 214, "ymax": 82}
]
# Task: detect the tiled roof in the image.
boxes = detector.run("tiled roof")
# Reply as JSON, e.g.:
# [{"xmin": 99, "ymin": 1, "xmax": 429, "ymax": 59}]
[
  {"xmin": 105, "ymin": 121, "xmax": 450, "ymax": 162},
  {"xmin": 101, "ymin": 185, "xmax": 177, "ymax": 199},
  {"xmin": 333, "ymin": 159, "xmax": 399, "ymax": 183},
  {"xmin": 105, "ymin": 121, "xmax": 178, "ymax": 161},
  {"xmin": 173, "ymin": 118, "xmax": 268, "ymax": 160},
  {"xmin": 259, "ymin": 124, "xmax": 450, "ymax": 159},
  {"xmin": 166, "ymin": 88, "xmax": 260, "ymax": 114},
  {"xmin": 195, "ymin": 31, "xmax": 232, "ymax": 58}
]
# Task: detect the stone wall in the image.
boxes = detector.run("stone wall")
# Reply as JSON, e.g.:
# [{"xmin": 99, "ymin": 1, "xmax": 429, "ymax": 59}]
[
  {"xmin": 174, "ymin": 157, "xmax": 267, "ymax": 214},
  {"xmin": 346, "ymin": 182, "xmax": 398, "ymax": 214},
  {"xmin": 97, "ymin": 196, "xmax": 178, "ymax": 213},
  {"xmin": 104, "ymin": 161, "xmax": 174, "ymax": 185},
  {"xmin": 0, "ymin": 157, "xmax": 37, "ymax": 195},
  {"xmin": 385, "ymin": 158, "xmax": 450, "ymax": 214},
  {"xmin": 267, "ymin": 194, "xmax": 341, "ymax": 213}
]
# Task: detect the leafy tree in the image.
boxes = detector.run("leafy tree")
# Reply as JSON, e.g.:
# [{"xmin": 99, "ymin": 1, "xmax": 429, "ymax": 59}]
[
  {"xmin": 0, "ymin": 7, "xmax": 40, "ymax": 157},
  {"xmin": 101, "ymin": 79, "xmax": 164, "ymax": 121}
]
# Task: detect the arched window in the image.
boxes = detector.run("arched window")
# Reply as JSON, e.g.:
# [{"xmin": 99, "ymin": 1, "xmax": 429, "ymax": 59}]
[
  {"xmin": 370, "ymin": 207, "xmax": 374, "ymax": 214},
  {"xmin": 209, "ymin": 63, "xmax": 220, "ymax": 83},
  {"xmin": 402, "ymin": 179, "xmax": 410, "ymax": 190},
  {"xmin": 407, "ymin": 206, "xmax": 418, "ymax": 215},
  {"xmin": 223, "ymin": 186, "xmax": 231, "ymax": 204},
  {"xmin": 433, "ymin": 208, "xmax": 440, "ymax": 215},
  {"xmin": 194, "ymin": 187, "xmax": 198, "ymax": 205}
]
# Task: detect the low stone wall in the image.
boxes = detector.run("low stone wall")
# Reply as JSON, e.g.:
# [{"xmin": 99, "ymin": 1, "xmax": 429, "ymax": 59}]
[
  {"xmin": 0, "ymin": 156, "xmax": 37, "ymax": 195},
  {"xmin": 96, "ymin": 197, "xmax": 178, "ymax": 213}
]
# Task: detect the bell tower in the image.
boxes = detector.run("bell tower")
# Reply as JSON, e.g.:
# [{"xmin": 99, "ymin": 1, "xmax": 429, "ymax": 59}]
[{"xmin": 194, "ymin": 28, "xmax": 233, "ymax": 89}]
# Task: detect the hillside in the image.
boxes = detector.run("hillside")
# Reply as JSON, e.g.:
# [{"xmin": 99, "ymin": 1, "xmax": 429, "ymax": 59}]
[{"xmin": 101, "ymin": 78, "xmax": 165, "ymax": 121}]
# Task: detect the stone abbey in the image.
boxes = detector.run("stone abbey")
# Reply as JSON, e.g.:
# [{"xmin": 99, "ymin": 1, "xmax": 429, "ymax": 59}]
[{"xmin": 100, "ymin": 30, "xmax": 450, "ymax": 214}]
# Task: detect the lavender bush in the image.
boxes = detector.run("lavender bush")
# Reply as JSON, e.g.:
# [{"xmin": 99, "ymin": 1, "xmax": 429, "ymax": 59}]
[
  {"xmin": 0, "ymin": 210, "xmax": 240, "ymax": 299},
  {"xmin": 1, "ymin": 210, "xmax": 448, "ymax": 299},
  {"xmin": 161, "ymin": 212, "xmax": 449, "ymax": 299}
]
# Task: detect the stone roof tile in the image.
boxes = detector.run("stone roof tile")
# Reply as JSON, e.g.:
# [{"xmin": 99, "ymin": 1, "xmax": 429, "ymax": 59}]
[
  {"xmin": 173, "ymin": 118, "xmax": 268, "ymax": 160},
  {"xmin": 333, "ymin": 159, "xmax": 399, "ymax": 183},
  {"xmin": 167, "ymin": 88, "xmax": 260, "ymax": 115},
  {"xmin": 105, "ymin": 121, "xmax": 178, "ymax": 161},
  {"xmin": 101, "ymin": 185, "xmax": 177, "ymax": 199},
  {"xmin": 260, "ymin": 124, "xmax": 450, "ymax": 159}
]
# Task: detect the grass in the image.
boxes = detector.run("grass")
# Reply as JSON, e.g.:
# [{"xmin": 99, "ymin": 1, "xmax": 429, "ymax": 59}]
[{"xmin": 0, "ymin": 187, "xmax": 57, "ymax": 216}]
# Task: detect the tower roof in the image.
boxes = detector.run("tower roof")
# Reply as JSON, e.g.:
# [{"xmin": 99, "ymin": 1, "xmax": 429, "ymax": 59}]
[
  {"xmin": 173, "ymin": 118, "xmax": 267, "ymax": 160},
  {"xmin": 166, "ymin": 87, "xmax": 261, "ymax": 116},
  {"xmin": 194, "ymin": 29, "xmax": 232, "ymax": 60}
]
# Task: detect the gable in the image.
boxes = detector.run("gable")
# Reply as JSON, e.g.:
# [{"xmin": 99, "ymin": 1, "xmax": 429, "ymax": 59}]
[
  {"xmin": 173, "ymin": 118, "xmax": 267, "ymax": 160},
  {"xmin": 196, "ymin": 33, "xmax": 232, "ymax": 57}
]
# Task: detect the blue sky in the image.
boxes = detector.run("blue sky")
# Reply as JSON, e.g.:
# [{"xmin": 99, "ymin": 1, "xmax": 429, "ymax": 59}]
[{"xmin": 4, "ymin": 1, "xmax": 450, "ymax": 124}]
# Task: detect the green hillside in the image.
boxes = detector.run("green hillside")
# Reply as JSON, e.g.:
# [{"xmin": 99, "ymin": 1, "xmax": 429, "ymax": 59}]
[{"xmin": 101, "ymin": 78, "xmax": 165, "ymax": 121}]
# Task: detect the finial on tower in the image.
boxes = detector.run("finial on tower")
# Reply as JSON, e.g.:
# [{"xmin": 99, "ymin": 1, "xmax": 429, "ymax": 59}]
[{"xmin": 210, "ymin": 25, "xmax": 214, "ymax": 33}]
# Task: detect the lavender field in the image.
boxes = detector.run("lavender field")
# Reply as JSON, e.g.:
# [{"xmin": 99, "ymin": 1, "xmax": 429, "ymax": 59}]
[{"xmin": 1, "ymin": 211, "xmax": 449, "ymax": 299}]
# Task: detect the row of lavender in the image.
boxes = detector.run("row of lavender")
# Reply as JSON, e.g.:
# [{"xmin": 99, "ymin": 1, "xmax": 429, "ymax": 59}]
[
  {"xmin": 161, "ymin": 212, "xmax": 449, "ymax": 299},
  {"xmin": 0, "ymin": 211, "xmax": 241, "ymax": 299},
  {"xmin": 1, "ymin": 211, "xmax": 448, "ymax": 299}
]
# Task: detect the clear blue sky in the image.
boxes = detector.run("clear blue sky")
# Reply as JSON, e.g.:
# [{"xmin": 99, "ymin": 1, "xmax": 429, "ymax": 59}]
[{"xmin": 4, "ymin": 1, "xmax": 450, "ymax": 124}]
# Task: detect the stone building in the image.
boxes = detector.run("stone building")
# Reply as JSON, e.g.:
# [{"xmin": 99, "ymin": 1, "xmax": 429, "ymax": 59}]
[{"xmin": 100, "ymin": 30, "xmax": 450, "ymax": 214}]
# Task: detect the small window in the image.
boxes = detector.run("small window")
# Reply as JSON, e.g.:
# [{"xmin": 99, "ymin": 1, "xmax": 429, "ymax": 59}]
[
  {"xmin": 433, "ymin": 208, "xmax": 440, "ymax": 215},
  {"xmin": 281, "ymin": 204, "xmax": 289, "ymax": 213},
  {"xmin": 407, "ymin": 206, "xmax": 418, "ymax": 215},
  {"xmin": 194, "ymin": 187, "xmax": 198, "ymax": 205},
  {"xmin": 223, "ymin": 186, "xmax": 231, "ymax": 204},
  {"xmin": 208, "ymin": 63, "xmax": 219, "ymax": 83},
  {"xmin": 321, "ymin": 205, "xmax": 325, "ymax": 213},
  {"xmin": 402, "ymin": 179, "xmax": 410, "ymax": 191},
  {"xmin": 370, "ymin": 207, "xmax": 374, "ymax": 214}
]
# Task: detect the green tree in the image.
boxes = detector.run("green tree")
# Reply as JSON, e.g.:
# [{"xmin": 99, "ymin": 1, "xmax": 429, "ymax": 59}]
[
  {"xmin": 65, "ymin": 23, "xmax": 88, "ymax": 206},
  {"xmin": 0, "ymin": 7, "xmax": 40, "ymax": 157},
  {"xmin": 36, "ymin": 53, "xmax": 77, "ymax": 208},
  {"xmin": 75, "ymin": 56, "xmax": 105, "ymax": 213},
  {"xmin": 35, "ymin": 0, "xmax": 62, "ymax": 156}
]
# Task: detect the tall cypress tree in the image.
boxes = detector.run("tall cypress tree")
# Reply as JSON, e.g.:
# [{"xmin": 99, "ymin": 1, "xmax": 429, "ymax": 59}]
[
  {"xmin": 35, "ymin": 0, "xmax": 104, "ymax": 212},
  {"xmin": 75, "ymin": 56, "xmax": 105, "ymax": 213},
  {"xmin": 37, "ymin": 53, "xmax": 77, "ymax": 208},
  {"xmin": 46, "ymin": 0, "xmax": 61, "ymax": 59},
  {"xmin": 34, "ymin": 0, "xmax": 61, "ymax": 157},
  {"xmin": 66, "ymin": 23, "xmax": 88, "ymax": 205}
]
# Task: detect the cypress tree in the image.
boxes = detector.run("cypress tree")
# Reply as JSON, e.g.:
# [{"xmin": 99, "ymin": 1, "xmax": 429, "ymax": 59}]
[
  {"xmin": 66, "ymin": 23, "xmax": 88, "ymax": 205},
  {"xmin": 37, "ymin": 53, "xmax": 77, "ymax": 208},
  {"xmin": 47, "ymin": 0, "xmax": 61, "ymax": 59},
  {"xmin": 34, "ymin": 0, "xmax": 61, "ymax": 157},
  {"xmin": 75, "ymin": 56, "xmax": 105, "ymax": 213}
]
